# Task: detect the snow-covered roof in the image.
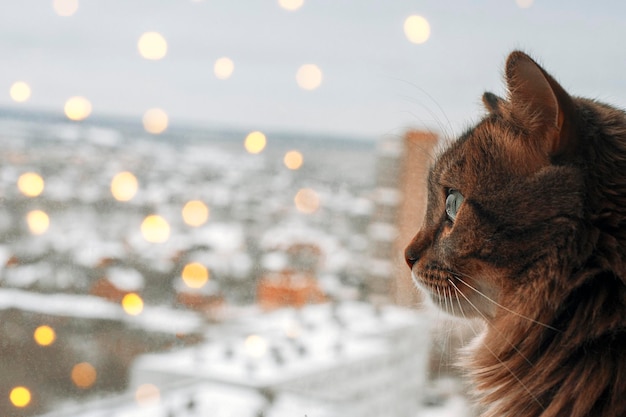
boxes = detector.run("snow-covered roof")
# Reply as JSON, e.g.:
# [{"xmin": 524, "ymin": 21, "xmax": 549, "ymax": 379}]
[
  {"xmin": 0, "ymin": 288, "xmax": 203, "ymax": 334},
  {"xmin": 37, "ymin": 381, "xmax": 267, "ymax": 417},
  {"xmin": 132, "ymin": 302, "xmax": 427, "ymax": 389},
  {"xmin": 106, "ymin": 267, "xmax": 144, "ymax": 291}
]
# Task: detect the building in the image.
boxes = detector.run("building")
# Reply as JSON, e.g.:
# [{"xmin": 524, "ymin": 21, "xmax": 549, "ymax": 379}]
[
  {"xmin": 366, "ymin": 131, "xmax": 438, "ymax": 307},
  {"xmin": 36, "ymin": 301, "xmax": 433, "ymax": 417}
]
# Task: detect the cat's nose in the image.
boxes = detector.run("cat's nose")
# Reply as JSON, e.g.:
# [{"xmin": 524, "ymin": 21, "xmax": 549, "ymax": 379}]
[{"xmin": 405, "ymin": 244, "xmax": 420, "ymax": 269}]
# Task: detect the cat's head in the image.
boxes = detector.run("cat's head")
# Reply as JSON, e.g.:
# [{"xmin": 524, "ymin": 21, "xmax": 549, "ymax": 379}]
[{"xmin": 405, "ymin": 51, "xmax": 587, "ymax": 319}]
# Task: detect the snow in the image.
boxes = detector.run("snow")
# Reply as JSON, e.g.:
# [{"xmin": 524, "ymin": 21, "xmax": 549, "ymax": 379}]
[
  {"xmin": 38, "ymin": 381, "xmax": 266, "ymax": 417},
  {"xmin": 3, "ymin": 262, "xmax": 53, "ymax": 288},
  {"xmin": 0, "ymin": 288, "xmax": 203, "ymax": 334},
  {"xmin": 106, "ymin": 267, "xmax": 144, "ymax": 292}
]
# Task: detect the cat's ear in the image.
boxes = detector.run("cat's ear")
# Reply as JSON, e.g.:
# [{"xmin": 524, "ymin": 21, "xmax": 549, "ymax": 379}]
[
  {"xmin": 505, "ymin": 51, "xmax": 576, "ymax": 157},
  {"xmin": 482, "ymin": 92, "xmax": 504, "ymax": 115}
]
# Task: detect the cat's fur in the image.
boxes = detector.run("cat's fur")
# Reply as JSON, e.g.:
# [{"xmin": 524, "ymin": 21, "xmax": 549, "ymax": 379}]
[{"xmin": 405, "ymin": 51, "xmax": 626, "ymax": 417}]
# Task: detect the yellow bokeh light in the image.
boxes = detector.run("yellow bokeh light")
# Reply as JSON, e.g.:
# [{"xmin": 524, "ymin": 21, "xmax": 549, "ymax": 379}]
[
  {"xmin": 404, "ymin": 15, "xmax": 431, "ymax": 44},
  {"xmin": 296, "ymin": 64, "xmax": 323, "ymax": 91},
  {"xmin": 182, "ymin": 200, "xmax": 209, "ymax": 227},
  {"xmin": 181, "ymin": 262, "xmax": 209, "ymax": 289},
  {"xmin": 71, "ymin": 362, "xmax": 97, "ymax": 389},
  {"xmin": 516, "ymin": 0, "xmax": 534, "ymax": 8},
  {"xmin": 52, "ymin": 0, "xmax": 79, "ymax": 16},
  {"xmin": 34, "ymin": 325, "xmax": 56, "ymax": 346},
  {"xmin": 110, "ymin": 171, "xmax": 138, "ymax": 202},
  {"xmin": 143, "ymin": 108, "xmax": 169, "ymax": 134},
  {"xmin": 138, "ymin": 32, "xmax": 167, "ymax": 60},
  {"xmin": 10, "ymin": 81, "xmax": 31, "ymax": 103},
  {"xmin": 244, "ymin": 334, "xmax": 268, "ymax": 358},
  {"xmin": 294, "ymin": 188, "xmax": 320, "ymax": 214},
  {"xmin": 64, "ymin": 96, "xmax": 92, "ymax": 121},
  {"xmin": 140, "ymin": 215, "xmax": 170, "ymax": 243},
  {"xmin": 9, "ymin": 386, "xmax": 31, "ymax": 408},
  {"xmin": 278, "ymin": 0, "xmax": 304, "ymax": 11},
  {"xmin": 135, "ymin": 384, "xmax": 160, "ymax": 406},
  {"xmin": 17, "ymin": 172, "xmax": 44, "ymax": 197},
  {"xmin": 122, "ymin": 293, "xmax": 144, "ymax": 316},
  {"xmin": 27, "ymin": 210, "xmax": 50, "ymax": 235},
  {"xmin": 244, "ymin": 131, "xmax": 267, "ymax": 154},
  {"xmin": 283, "ymin": 150, "xmax": 303, "ymax": 170},
  {"xmin": 214, "ymin": 57, "xmax": 235, "ymax": 80}
]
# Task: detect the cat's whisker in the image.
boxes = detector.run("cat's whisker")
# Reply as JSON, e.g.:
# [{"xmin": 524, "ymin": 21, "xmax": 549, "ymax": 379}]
[
  {"xmin": 448, "ymin": 285, "xmax": 470, "ymax": 349},
  {"xmin": 447, "ymin": 286, "xmax": 455, "ymax": 317},
  {"xmin": 442, "ymin": 284, "xmax": 451, "ymax": 316},
  {"xmin": 447, "ymin": 279, "xmax": 534, "ymax": 369},
  {"xmin": 384, "ymin": 129, "xmax": 438, "ymax": 165},
  {"xmin": 390, "ymin": 76, "xmax": 455, "ymax": 139},
  {"xmin": 435, "ymin": 286, "xmax": 448, "ymax": 379},
  {"xmin": 453, "ymin": 273, "xmax": 560, "ymax": 332},
  {"xmin": 448, "ymin": 279, "xmax": 546, "ymax": 412}
]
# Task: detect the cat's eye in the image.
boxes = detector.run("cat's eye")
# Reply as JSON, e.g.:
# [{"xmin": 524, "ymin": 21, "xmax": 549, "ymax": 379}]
[{"xmin": 446, "ymin": 189, "xmax": 464, "ymax": 222}]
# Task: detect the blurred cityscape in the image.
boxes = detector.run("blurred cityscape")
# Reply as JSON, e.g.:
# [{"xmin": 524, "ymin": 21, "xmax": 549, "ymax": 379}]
[{"xmin": 0, "ymin": 110, "xmax": 471, "ymax": 417}]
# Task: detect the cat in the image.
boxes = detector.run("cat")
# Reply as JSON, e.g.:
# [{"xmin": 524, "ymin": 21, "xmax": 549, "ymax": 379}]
[{"xmin": 405, "ymin": 50, "xmax": 626, "ymax": 417}]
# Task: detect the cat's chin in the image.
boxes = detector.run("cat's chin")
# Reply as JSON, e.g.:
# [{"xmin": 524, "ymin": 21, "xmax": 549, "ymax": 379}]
[{"xmin": 410, "ymin": 269, "xmax": 494, "ymax": 320}]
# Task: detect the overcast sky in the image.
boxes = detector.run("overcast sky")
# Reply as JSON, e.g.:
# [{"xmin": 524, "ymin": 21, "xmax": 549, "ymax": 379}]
[{"xmin": 2, "ymin": 0, "xmax": 626, "ymax": 139}]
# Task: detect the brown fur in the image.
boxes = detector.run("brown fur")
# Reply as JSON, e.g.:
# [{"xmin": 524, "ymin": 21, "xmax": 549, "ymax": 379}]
[{"xmin": 405, "ymin": 51, "xmax": 626, "ymax": 416}]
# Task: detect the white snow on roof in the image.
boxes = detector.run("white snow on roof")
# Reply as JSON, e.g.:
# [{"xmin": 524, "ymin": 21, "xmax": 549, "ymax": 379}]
[
  {"xmin": 0, "ymin": 288, "xmax": 203, "ymax": 334},
  {"xmin": 191, "ymin": 222, "xmax": 244, "ymax": 252},
  {"xmin": 132, "ymin": 302, "xmax": 426, "ymax": 388},
  {"xmin": 73, "ymin": 241, "xmax": 126, "ymax": 268},
  {"xmin": 37, "ymin": 381, "xmax": 266, "ymax": 417},
  {"xmin": 106, "ymin": 267, "xmax": 144, "ymax": 291},
  {"xmin": 261, "ymin": 251, "xmax": 289, "ymax": 272},
  {"xmin": 3, "ymin": 262, "xmax": 53, "ymax": 288}
]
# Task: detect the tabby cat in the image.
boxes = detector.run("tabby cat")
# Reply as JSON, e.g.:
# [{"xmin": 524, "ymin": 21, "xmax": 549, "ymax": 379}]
[{"xmin": 405, "ymin": 51, "xmax": 626, "ymax": 417}]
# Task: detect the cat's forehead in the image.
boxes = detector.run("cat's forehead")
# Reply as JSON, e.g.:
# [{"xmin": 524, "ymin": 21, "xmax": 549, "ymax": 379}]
[
  {"xmin": 436, "ymin": 127, "xmax": 480, "ymax": 170},
  {"xmin": 433, "ymin": 119, "xmax": 509, "ymax": 188}
]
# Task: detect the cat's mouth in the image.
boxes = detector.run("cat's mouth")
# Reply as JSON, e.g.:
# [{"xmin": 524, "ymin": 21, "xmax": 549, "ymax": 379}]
[{"xmin": 411, "ymin": 263, "xmax": 493, "ymax": 319}]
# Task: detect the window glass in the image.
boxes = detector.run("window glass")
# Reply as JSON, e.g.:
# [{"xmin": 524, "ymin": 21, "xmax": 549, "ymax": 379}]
[{"xmin": 1, "ymin": 2, "xmax": 618, "ymax": 417}]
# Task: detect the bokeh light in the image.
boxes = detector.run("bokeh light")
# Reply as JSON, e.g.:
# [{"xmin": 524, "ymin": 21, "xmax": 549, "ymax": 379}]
[
  {"xmin": 52, "ymin": 0, "xmax": 79, "ymax": 16},
  {"xmin": 244, "ymin": 334, "xmax": 268, "ymax": 358},
  {"xmin": 404, "ymin": 15, "xmax": 431, "ymax": 44},
  {"xmin": 294, "ymin": 188, "xmax": 320, "ymax": 214},
  {"xmin": 71, "ymin": 362, "xmax": 97, "ymax": 389},
  {"xmin": 64, "ymin": 96, "xmax": 92, "ymax": 121},
  {"xmin": 296, "ymin": 64, "xmax": 323, "ymax": 91},
  {"xmin": 283, "ymin": 150, "xmax": 303, "ymax": 170},
  {"xmin": 110, "ymin": 171, "xmax": 138, "ymax": 202},
  {"xmin": 244, "ymin": 131, "xmax": 267, "ymax": 154},
  {"xmin": 122, "ymin": 293, "xmax": 144, "ymax": 316},
  {"xmin": 34, "ymin": 325, "xmax": 56, "ymax": 346},
  {"xmin": 9, "ymin": 386, "xmax": 31, "ymax": 408},
  {"xmin": 135, "ymin": 384, "xmax": 160, "ymax": 406},
  {"xmin": 138, "ymin": 32, "xmax": 167, "ymax": 60},
  {"xmin": 214, "ymin": 57, "xmax": 235, "ymax": 80},
  {"xmin": 10, "ymin": 81, "xmax": 31, "ymax": 103},
  {"xmin": 27, "ymin": 210, "xmax": 50, "ymax": 235},
  {"xmin": 181, "ymin": 262, "xmax": 209, "ymax": 289},
  {"xmin": 140, "ymin": 215, "xmax": 170, "ymax": 243},
  {"xmin": 142, "ymin": 108, "xmax": 169, "ymax": 134},
  {"xmin": 516, "ymin": 0, "xmax": 534, "ymax": 8},
  {"xmin": 17, "ymin": 172, "xmax": 45, "ymax": 197},
  {"xmin": 278, "ymin": 0, "xmax": 304, "ymax": 11},
  {"xmin": 182, "ymin": 200, "xmax": 209, "ymax": 227}
]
